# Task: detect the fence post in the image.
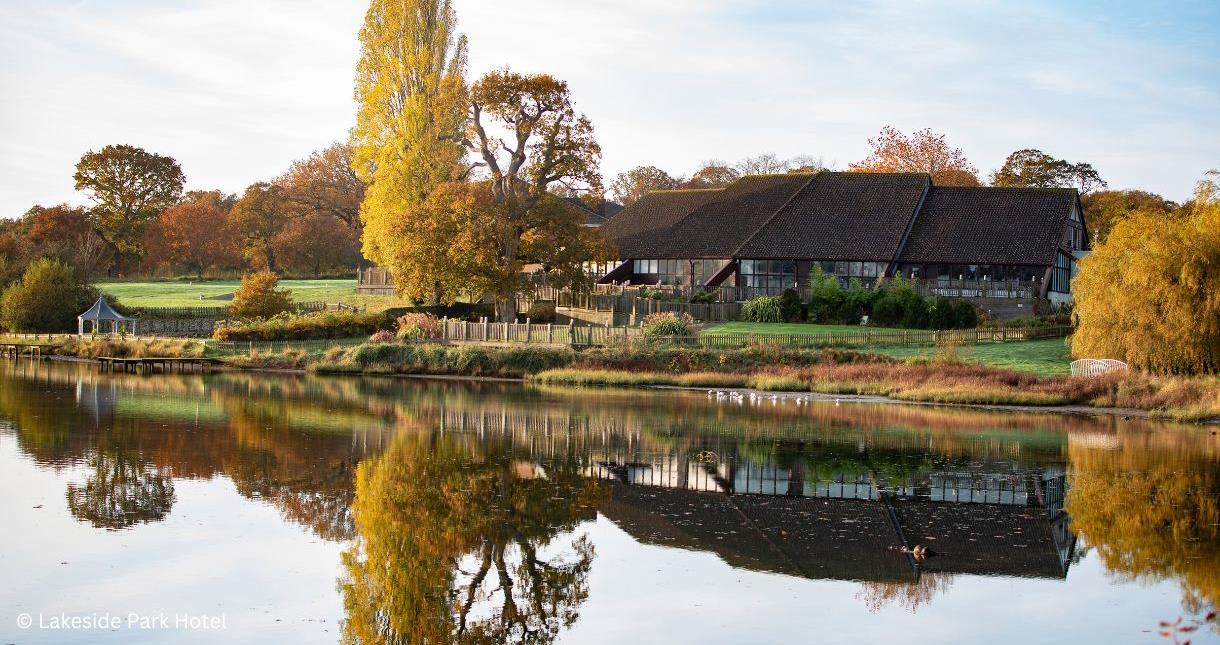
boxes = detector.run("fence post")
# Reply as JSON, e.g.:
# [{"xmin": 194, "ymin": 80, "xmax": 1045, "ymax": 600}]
[
  {"xmin": 482, "ymin": 317, "xmax": 489, "ymax": 342},
  {"xmin": 525, "ymin": 318, "xmax": 531, "ymax": 343},
  {"xmin": 442, "ymin": 317, "xmax": 449, "ymax": 341}
]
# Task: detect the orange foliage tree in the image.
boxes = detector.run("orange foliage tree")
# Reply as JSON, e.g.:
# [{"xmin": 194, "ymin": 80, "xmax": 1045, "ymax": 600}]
[
  {"xmin": 850, "ymin": 126, "xmax": 980, "ymax": 186},
  {"xmin": 143, "ymin": 191, "xmax": 239, "ymax": 278}
]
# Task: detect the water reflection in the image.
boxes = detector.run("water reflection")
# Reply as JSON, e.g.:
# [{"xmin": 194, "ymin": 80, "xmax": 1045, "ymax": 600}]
[{"xmin": 0, "ymin": 360, "xmax": 1216, "ymax": 643}]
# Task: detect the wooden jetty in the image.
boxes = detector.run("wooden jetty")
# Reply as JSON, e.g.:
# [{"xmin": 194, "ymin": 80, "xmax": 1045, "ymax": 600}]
[
  {"xmin": 2, "ymin": 343, "xmax": 46, "ymax": 359},
  {"xmin": 97, "ymin": 356, "xmax": 219, "ymax": 373}
]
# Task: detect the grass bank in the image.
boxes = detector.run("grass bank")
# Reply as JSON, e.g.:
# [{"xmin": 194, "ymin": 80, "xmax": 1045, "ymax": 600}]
[{"xmin": 97, "ymin": 279, "xmax": 410, "ymax": 311}]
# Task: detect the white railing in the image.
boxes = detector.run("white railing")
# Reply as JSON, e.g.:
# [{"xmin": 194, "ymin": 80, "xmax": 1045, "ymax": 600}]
[{"xmin": 1070, "ymin": 358, "xmax": 1129, "ymax": 377}]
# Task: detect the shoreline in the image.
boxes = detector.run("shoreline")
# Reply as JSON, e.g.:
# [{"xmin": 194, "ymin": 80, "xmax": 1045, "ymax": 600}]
[{"xmin": 28, "ymin": 354, "xmax": 1218, "ymax": 425}]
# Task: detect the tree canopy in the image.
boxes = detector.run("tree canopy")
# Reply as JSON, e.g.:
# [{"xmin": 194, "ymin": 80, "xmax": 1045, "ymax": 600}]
[
  {"xmin": 849, "ymin": 126, "xmax": 980, "ymax": 186},
  {"xmin": 143, "ymin": 191, "xmax": 240, "ymax": 278},
  {"xmin": 609, "ymin": 165, "xmax": 679, "ymax": 206},
  {"xmin": 1073, "ymin": 174, "xmax": 1220, "ymax": 374},
  {"xmin": 1081, "ymin": 189, "xmax": 1178, "ymax": 243},
  {"xmin": 229, "ymin": 182, "xmax": 291, "ymax": 272},
  {"xmin": 990, "ymin": 148, "xmax": 1106, "ymax": 193},
  {"xmin": 354, "ymin": 0, "xmax": 469, "ymax": 275},
  {"xmin": 276, "ymin": 142, "xmax": 366, "ymax": 232},
  {"xmin": 73, "ymin": 144, "xmax": 185, "ymax": 267}
]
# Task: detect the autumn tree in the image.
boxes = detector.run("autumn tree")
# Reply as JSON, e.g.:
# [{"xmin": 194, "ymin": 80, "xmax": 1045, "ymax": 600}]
[
  {"xmin": 339, "ymin": 431, "xmax": 603, "ymax": 644},
  {"xmin": 229, "ymin": 183, "xmax": 291, "ymax": 272},
  {"xmin": 229, "ymin": 270, "xmax": 293, "ymax": 319},
  {"xmin": 21, "ymin": 204, "xmax": 112, "ymax": 275},
  {"xmin": 849, "ymin": 126, "xmax": 980, "ymax": 186},
  {"xmin": 143, "ymin": 191, "xmax": 239, "ymax": 278},
  {"xmin": 354, "ymin": 0, "xmax": 469, "ymax": 271},
  {"xmin": 458, "ymin": 70, "xmax": 610, "ymax": 320},
  {"xmin": 1080, "ymin": 189, "xmax": 1177, "ymax": 243},
  {"xmin": 276, "ymin": 142, "xmax": 366, "ymax": 234},
  {"xmin": 609, "ymin": 165, "xmax": 679, "ymax": 206},
  {"xmin": 990, "ymin": 148, "xmax": 1106, "ymax": 193},
  {"xmin": 73, "ymin": 144, "xmax": 185, "ymax": 267},
  {"xmin": 274, "ymin": 212, "xmax": 361, "ymax": 278},
  {"xmin": 681, "ymin": 160, "xmax": 740, "ymax": 188},
  {"xmin": 1072, "ymin": 173, "xmax": 1220, "ymax": 373}
]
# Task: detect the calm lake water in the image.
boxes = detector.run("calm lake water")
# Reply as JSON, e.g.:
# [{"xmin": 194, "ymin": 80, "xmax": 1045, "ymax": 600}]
[{"xmin": 1, "ymin": 361, "xmax": 1216, "ymax": 644}]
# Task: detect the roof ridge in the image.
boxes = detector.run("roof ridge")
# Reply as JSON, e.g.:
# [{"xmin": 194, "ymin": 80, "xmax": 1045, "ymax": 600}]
[{"xmin": 731, "ymin": 172, "xmax": 821, "ymax": 257}]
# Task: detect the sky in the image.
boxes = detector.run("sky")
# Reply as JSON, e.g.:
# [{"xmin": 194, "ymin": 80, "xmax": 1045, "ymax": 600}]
[{"xmin": 1, "ymin": 0, "xmax": 1217, "ymax": 217}]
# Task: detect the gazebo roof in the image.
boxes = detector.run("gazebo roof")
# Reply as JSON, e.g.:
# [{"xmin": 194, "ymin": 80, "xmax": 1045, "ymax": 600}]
[{"xmin": 78, "ymin": 297, "xmax": 133, "ymax": 322}]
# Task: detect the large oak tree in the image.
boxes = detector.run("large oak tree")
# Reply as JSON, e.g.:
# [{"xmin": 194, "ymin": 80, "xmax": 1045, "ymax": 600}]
[
  {"xmin": 143, "ymin": 191, "xmax": 240, "ymax": 279},
  {"xmin": 609, "ymin": 165, "xmax": 679, "ymax": 206},
  {"xmin": 73, "ymin": 144, "xmax": 185, "ymax": 268},
  {"xmin": 277, "ymin": 142, "xmax": 366, "ymax": 233},
  {"xmin": 990, "ymin": 148, "xmax": 1106, "ymax": 193}
]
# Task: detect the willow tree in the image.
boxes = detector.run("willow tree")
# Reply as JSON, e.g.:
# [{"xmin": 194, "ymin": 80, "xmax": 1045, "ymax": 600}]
[
  {"xmin": 1073, "ymin": 174, "xmax": 1220, "ymax": 374},
  {"xmin": 353, "ymin": 0, "xmax": 468, "ymax": 281}
]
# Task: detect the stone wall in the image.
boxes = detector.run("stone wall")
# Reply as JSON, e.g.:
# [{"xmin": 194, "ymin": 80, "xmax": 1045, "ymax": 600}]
[{"xmin": 133, "ymin": 317, "xmax": 219, "ymax": 337}]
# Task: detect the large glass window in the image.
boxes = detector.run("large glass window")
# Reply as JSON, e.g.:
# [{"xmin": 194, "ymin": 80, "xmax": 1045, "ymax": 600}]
[
  {"xmin": 632, "ymin": 259, "xmax": 727, "ymax": 285},
  {"xmin": 739, "ymin": 259, "xmax": 797, "ymax": 295},
  {"xmin": 1050, "ymin": 253, "xmax": 1072, "ymax": 293}
]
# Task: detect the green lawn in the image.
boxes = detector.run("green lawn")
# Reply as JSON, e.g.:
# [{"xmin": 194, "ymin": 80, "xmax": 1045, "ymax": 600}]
[
  {"xmin": 703, "ymin": 322, "xmax": 921, "ymax": 336},
  {"xmin": 870, "ymin": 338, "xmax": 1073, "ymax": 377},
  {"xmin": 97, "ymin": 279, "xmax": 410, "ymax": 310}
]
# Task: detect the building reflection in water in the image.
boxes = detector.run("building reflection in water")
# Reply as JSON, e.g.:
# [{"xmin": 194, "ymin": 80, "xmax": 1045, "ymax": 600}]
[{"xmin": 0, "ymin": 361, "xmax": 1215, "ymax": 640}]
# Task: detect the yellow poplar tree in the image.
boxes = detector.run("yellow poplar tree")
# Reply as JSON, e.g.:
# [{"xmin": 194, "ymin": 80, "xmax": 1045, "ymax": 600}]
[
  {"xmin": 352, "ymin": 0, "xmax": 468, "ymax": 289},
  {"xmin": 1073, "ymin": 173, "xmax": 1220, "ymax": 374}
]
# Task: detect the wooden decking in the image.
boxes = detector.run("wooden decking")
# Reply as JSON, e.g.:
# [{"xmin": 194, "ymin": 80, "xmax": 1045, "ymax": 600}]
[
  {"xmin": 2, "ymin": 343, "xmax": 48, "ymax": 359},
  {"xmin": 97, "ymin": 356, "xmax": 219, "ymax": 373}
]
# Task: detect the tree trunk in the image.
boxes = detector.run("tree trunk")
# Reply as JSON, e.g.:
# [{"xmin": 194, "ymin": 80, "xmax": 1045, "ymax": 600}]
[{"xmin": 496, "ymin": 297, "xmax": 518, "ymax": 322}]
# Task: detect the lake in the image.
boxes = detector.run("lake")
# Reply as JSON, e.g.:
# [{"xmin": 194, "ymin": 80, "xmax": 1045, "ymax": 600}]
[{"xmin": 1, "ymin": 360, "xmax": 1216, "ymax": 644}]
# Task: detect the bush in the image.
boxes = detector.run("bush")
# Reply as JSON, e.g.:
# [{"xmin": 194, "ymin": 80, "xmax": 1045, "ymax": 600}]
[
  {"xmin": 0, "ymin": 258, "xmax": 99, "ymax": 332},
  {"xmin": 230, "ymin": 271, "xmax": 293, "ymax": 319},
  {"xmin": 690, "ymin": 290, "xmax": 717, "ymax": 304},
  {"xmin": 779, "ymin": 288, "xmax": 805, "ymax": 322},
  {"xmin": 741, "ymin": 295, "xmax": 782, "ymax": 323},
  {"xmin": 395, "ymin": 313, "xmax": 441, "ymax": 342},
  {"xmin": 927, "ymin": 297, "xmax": 956, "ymax": 330},
  {"xmin": 871, "ymin": 295, "xmax": 904, "ymax": 326},
  {"xmin": 837, "ymin": 281, "xmax": 875, "ymax": 325},
  {"xmin": 807, "ymin": 270, "xmax": 844, "ymax": 323},
  {"xmin": 953, "ymin": 300, "xmax": 979, "ymax": 329},
  {"xmin": 900, "ymin": 296, "xmax": 930, "ymax": 328},
  {"xmin": 368, "ymin": 329, "xmax": 396, "ymax": 343},
  {"xmin": 642, "ymin": 312, "xmax": 695, "ymax": 339},
  {"xmin": 214, "ymin": 310, "xmax": 389, "ymax": 341}
]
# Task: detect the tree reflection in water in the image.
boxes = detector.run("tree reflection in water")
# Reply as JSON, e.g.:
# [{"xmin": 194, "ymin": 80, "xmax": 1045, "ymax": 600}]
[
  {"xmin": 339, "ymin": 430, "xmax": 606, "ymax": 644},
  {"xmin": 1066, "ymin": 434, "xmax": 1220, "ymax": 615},
  {"xmin": 66, "ymin": 442, "xmax": 175, "ymax": 530}
]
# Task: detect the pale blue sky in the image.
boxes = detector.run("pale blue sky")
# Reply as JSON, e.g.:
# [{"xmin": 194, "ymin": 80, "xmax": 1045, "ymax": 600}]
[{"xmin": 1, "ymin": 0, "xmax": 1216, "ymax": 217}]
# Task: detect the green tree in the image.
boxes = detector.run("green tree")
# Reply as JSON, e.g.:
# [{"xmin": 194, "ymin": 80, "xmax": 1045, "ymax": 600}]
[
  {"xmin": 354, "ymin": 0, "xmax": 469, "ymax": 277},
  {"xmin": 990, "ymin": 148, "xmax": 1106, "ymax": 193},
  {"xmin": 73, "ymin": 144, "xmax": 185, "ymax": 267},
  {"xmin": 1073, "ymin": 174, "xmax": 1220, "ymax": 373},
  {"xmin": 0, "ymin": 257, "xmax": 100, "ymax": 332},
  {"xmin": 609, "ymin": 165, "xmax": 679, "ymax": 206}
]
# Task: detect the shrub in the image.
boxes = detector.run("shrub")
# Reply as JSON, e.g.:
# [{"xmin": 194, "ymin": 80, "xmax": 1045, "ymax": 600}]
[
  {"xmin": 525, "ymin": 299, "xmax": 556, "ymax": 323},
  {"xmin": 900, "ymin": 296, "xmax": 930, "ymax": 329},
  {"xmin": 368, "ymin": 329, "xmax": 396, "ymax": 343},
  {"xmin": 807, "ymin": 270, "xmax": 844, "ymax": 323},
  {"xmin": 690, "ymin": 290, "xmax": 717, "ymax": 304},
  {"xmin": 741, "ymin": 295, "xmax": 782, "ymax": 323},
  {"xmin": 871, "ymin": 295, "xmax": 904, "ymax": 326},
  {"xmin": 927, "ymin": 297, "xmax": 956, "ymax": 330},
  {"xmin": 953, "ymin": 300, "xmax": 979, "ymax": 329},
  {"xmin": 779, "ymin": 288, "xmax": 805, "ymax": 322},
  {"xmin": 642, "ymin": 311, "xmax": 694, "ymax": 338},
  {"xmin": 837, "ymin": 281, "xmax": 875, "ymax": 325},
  {"xmin": 214, "ymin": 310, "xmax": 389, "ymax": 341},
  {"xmin": 0, "ymin": 258, "xmax": 99, "ymax": 332},
  {"xmin": 230, "ymin": 271, "xmax": 293, "ymax": 319},
  {"xmin": 396, "ymin": 313, "xmax": 441, "ymax": 342}
]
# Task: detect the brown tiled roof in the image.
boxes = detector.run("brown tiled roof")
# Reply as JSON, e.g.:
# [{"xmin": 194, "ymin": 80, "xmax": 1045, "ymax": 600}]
[
  {"xmin": 659, "ymin": 174, "xmax": 814, "ymax": 258},
  {"xmin": 898, "ymin": 187, "xmax": 1076, "ymax": 266},
  {"xmin": 601, "ymin": 175, "xmax": 813, "ymax": 259},
  {"xmin": 598, "ymin": 189, "xmax": 723, "ymax": 258},
  {"xmin": 561, "ymin": 197, "xmax": 624, "ymax": 227},
  {"xmin": 736, "ymin": 172, "xmax": 929, "ymax": 260}
]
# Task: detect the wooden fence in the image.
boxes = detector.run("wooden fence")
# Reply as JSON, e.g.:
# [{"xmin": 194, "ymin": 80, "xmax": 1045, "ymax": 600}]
[
  {"xmin": 126, "ymin": 301, "xmax": 356, "ymax": 320},
  {"xmin": 437, "ymin": 321, "xmax": 1072, "ymax": 349}
]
